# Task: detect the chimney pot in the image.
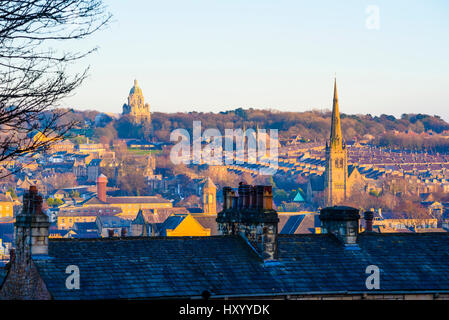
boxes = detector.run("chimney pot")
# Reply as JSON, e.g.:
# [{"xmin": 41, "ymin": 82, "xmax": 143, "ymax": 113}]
[
  {"xmin": 263, "ymin": 186, "xmax": 273, "ymax": 210},
  {"xmin": 240, "ymin": 184, "xmax": 251, "ymax": 209},
  {"xmin": 255, "ymin": 185, "xmax": 265, "ymax": 209},
  {"xmin": 249, "ymin": 186, "xmax": 256, "ymax": 209},
  {"xmin": 364, "ymin": 211, "xmax": 374, "ymax": 232},
  {"xmin": 232, "ymin": 196, "xmax": 238, "ymax": 209},
  {"xmin": 237, "ymin": 182, "xmax": 245, "ymax": 209},
  {"xmin": 222, "ymin": 187, "xmax": 233, "ymax": 210}
]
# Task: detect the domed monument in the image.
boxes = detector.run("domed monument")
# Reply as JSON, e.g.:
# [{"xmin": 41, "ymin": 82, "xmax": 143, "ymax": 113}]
[{"xmin": 122, "ymin": 80, "xmax": 151, "ymax": 123}]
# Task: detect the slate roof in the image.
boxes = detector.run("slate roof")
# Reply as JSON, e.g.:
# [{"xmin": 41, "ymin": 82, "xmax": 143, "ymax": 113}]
[
  {"xmin": 309, "ymin": 175, "xmax": 325, "ymax": 192},
  {"xmin": 293, "ymin": 192, "xmax": 305, "ymax": 202},
  {"xmin": 73, "ymin": 222, "xmax": 98, "ymax": 232},
  {"xmin": 157, "ymin": 215, "xmax": 186, "ymax": 236},
  {"xmin": 279, "ymin": 214, "xmax": 320, "ymax": 234},
  {"xmin": 0, "ymin": 223, "xmax": 14, "ymax": 243},
  {"xmin": 139, "ymin": 208, "xmax": 189, "ymax": 224},
  {"xmin": 31, "ymin": 232, "xmax": 449, "ymax": 299},
  {"xmin": 192, "ymin": 215, "xmax": 219, "ymax": 236},
  {"xmin": 72, "ymin": 230, "xmax": 100, "ymax": 239},
  {"xmin": 106, "ymin": 196, "xmax": 171, "ymax": 205},
  {"xmin": 280, "ymin": 215, "xmax": 306, "ymax": 234},
  {"xmin": 88, "ymin": 159, "xmax": 102, "ymax": 167},
  {"xmin": 96, "ymin": 216, "xmax": 130, "ymax": 229},
  {"xmin": 82, "ymin": 196, "xmax": 108, "ymax": 206},
  {"xmin": 59, "ymin": 206, "xmax": 122, "ymax": 217}
]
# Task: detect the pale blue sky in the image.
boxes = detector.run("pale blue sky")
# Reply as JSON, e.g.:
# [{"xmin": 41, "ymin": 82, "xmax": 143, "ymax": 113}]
[{"xmin": 63, "ymin": 0, "xmax": 449, "ymax": 120}]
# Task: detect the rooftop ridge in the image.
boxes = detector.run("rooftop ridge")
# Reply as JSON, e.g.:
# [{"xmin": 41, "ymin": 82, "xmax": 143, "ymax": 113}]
[{"xmin": 48, "ymin": 234, "xmax": 239, "ymax": 242}]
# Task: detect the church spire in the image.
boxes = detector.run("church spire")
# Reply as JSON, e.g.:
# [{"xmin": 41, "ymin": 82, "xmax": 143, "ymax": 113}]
[{"xmin": 330, "ymin": 78, "xmax": 343, "ymax": 149}]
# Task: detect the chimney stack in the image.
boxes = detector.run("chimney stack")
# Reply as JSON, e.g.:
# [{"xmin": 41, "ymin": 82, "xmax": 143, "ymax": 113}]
[
  {"xmin": 97, "ymin": 174, "xmax": 108, "ymax": 202},
  {"xmin": 217, "ymin": 183, "xmax": 279, "ymax": 261},
  {"xmin": 15, "ymin": 186, "xmax": 50, "ymax": 257},
  {"xmin": 320, "ymin": 206, "xmax": 360, "ymax": 246},
  {"xmin": 2, "ymin": 186, "xmax": 51, "ymax": 299}
]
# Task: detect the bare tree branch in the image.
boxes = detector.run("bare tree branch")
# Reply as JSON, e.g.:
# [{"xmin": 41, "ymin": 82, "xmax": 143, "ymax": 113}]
[{"xmin": 0, "ymin": 0, "xmax": 112, "ymax": 178}]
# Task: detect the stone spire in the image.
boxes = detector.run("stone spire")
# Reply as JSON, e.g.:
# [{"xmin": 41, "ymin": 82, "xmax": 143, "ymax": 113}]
[{"xmin": 330, "ymin": 78, "xmax": 343, "ymax": 150}]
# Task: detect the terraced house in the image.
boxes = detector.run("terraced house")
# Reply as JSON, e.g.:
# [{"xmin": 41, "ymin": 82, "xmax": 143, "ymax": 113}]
[{"xmin": 2, "ymin": 185, "xmax": 449, "ymax": 300}]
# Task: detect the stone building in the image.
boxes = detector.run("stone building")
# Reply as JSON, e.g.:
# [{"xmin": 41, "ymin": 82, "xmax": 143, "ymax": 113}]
[
  {"xmin": 324, "ymin": 79, "xmax": 348, "ymax": 206},
  {"xmin": 144, "ymin": 154, "xmax": 156, "ymax": 177},
  {"xmin": 122, "ymin": 80, "xmax": 151, "ymax": 123},
  {"xmin": 317, "ymin": 79, "xmax": 365, "ymax": 206},
  {"xmin": 81, "ymin": 174, "xmax": 172, "ymax": 219},
  {"xmin": 201, "ymin": 177, "xmax": 216, "ymax": 214},
  {"xmin": 0, "ymin": 193, "xmax": 13, "ymax": 219}
]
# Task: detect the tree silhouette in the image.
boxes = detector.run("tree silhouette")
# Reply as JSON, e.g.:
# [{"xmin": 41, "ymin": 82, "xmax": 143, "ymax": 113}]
[{"xmin": 0, "ymin": 0, "xmax": 111, "ymax": 176}]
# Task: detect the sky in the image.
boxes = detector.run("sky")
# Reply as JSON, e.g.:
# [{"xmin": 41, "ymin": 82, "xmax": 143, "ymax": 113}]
[{"xmin": 63, "ymin": 0, "xmax": 449, "ymax": 121}]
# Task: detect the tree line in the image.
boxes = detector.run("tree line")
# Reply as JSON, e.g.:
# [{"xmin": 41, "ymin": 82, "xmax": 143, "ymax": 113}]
[{"xmin": 58, "ymin": 108, "xmax": 449, "ymax": 152}]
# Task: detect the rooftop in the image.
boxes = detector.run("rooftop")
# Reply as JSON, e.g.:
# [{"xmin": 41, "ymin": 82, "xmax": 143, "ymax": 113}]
[{"xmin": 31, "ymin": 232, "xmax": 449, "ymax": 299}]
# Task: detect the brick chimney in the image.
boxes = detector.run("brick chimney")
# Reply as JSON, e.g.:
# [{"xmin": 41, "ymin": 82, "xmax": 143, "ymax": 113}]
[
  {"xmin": 97, "ymin": 174, "xmax": 108, "ymax": 202},
  {"xmin": 319, "ymin": 206, "xmax": 360, "ymax": 246},
  {"xmin": 15, "ymin": 186, "xmax": 50, "ymax": 257},
  {"xmin": 217, "ymin": 183, "xmax": 279, "ymax": 261}
]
